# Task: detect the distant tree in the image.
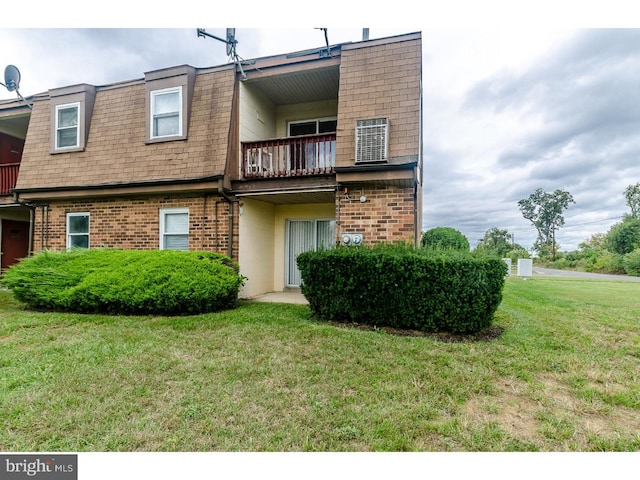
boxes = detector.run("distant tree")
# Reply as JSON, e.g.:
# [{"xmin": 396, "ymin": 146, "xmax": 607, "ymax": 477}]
[
  {"xmin": 476, "ymin": 227, "xmax": 513, "ymax": 257},
  {"xmin": 517, "ymin": 188, "xmax": 575, "ymax": 260},
  {"xmin": 504, "ymin": 246, "xmax": 530, "ymax": 261},
  {"xmin": 624, "ymin": 183, "xmax": 640, "ymax": 219},
  {"xmin": 605, "ymin": 217, "xmax": 640, "ymax": 255},
  {"xmin": 421, "ymin": 227, "xmax": 470, "ymax": 251},
  {"xmin": 579, "ymin": 232, "xmax": 607, "ymax": 255}
]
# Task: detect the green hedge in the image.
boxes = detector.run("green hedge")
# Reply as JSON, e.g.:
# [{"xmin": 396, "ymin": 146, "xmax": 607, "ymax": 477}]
[
  {"xmin": 297, "ymin": 245, "xmax": 507, "ymax": 334},
  {"xmin": 421, "ymin": 227, "xmax": 470, "ymax": 251},
  {"xmin": 1, "ymin": 249, "xmax": 245, "ymax": 315}
]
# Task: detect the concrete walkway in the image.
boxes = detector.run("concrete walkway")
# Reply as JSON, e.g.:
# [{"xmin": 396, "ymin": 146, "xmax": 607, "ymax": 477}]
[{"xmin": 245, "ymin": 289, "xmax": 309, "ymax": 304}]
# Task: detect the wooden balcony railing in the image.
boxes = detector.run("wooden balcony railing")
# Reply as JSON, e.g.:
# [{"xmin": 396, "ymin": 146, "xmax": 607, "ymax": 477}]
[
  {"xmin": 241, "ymin": 133, "xmax": 336, "ymax": 178},
  {"xmin": 0, "ymin": 163, "xmax": 19, "ymax": 195}
]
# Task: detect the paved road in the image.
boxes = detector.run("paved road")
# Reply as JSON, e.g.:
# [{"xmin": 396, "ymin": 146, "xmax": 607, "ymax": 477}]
[{"xmin": 531, "ymin": 267, "xmax": 640, "ymax": 282}]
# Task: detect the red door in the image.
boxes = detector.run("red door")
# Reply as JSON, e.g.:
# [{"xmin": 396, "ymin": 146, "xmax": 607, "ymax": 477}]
[{"xmin": 1, "ymin": 219, "xmax": 30, "ymax": 271}]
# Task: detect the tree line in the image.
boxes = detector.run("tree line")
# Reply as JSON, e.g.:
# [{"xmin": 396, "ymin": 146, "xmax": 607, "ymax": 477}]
[
  {"xmin": 495, "ymin": 183, "xmax": 640, "ymax": 275},
  {"xmin": 422, "ymin": 183, "xmax": 640, "ymax": 276}
]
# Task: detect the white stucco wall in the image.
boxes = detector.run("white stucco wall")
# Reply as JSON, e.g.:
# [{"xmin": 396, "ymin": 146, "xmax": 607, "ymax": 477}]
[
  {"xmin": 239, "ymin": 83, "xmax": 277, "ymax": 142},
  {"xmin": 239, "ymin": 200, "xmax": 335, "ymax": 297},
  {"xmin": 238, "ymin": 198, "xmax": 276, "ymax": 298}
]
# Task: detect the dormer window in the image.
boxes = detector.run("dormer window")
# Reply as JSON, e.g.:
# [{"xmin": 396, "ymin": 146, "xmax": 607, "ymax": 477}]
[
  {"xmin": 144, "ymin": 65, "xmax": 195, "ymax": 144},
  {"xmin": 55, "ymin": 103, "xmax": 80, "ymax": 149},
  {"xmin": 150, "ymin": 87, "xmax": 182, "ymax": 139},
  {"xmin": 49, "ymin": 84, "xmax": 96, "ymax": 154}
]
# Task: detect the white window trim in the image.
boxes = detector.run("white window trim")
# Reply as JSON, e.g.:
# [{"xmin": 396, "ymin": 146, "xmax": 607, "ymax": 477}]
[
  {"xmin": 66, "ymin": 212, "xmax": 90, "ymax": 250},
  {"xmin": 150, "ymin": 86, "xmax": 183, "ymax": 139},
  {"xmin": 55, "ymin": 102, "xmax": 80, "ymax": 150},
  {"xmin": 159, "ymin": 207, "xmax": 189, "ymax": 250}
]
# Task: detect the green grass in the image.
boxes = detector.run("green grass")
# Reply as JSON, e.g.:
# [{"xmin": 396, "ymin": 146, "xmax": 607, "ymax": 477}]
[{"xmin": 1, "ymin": 276, "xmax": 639, "ymax": 451}]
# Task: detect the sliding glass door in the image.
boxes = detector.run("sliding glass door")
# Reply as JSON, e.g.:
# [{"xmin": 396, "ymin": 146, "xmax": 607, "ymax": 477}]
[{"xmin": 286, "ymin": 219, "xmax": 335, "ymax": 287}]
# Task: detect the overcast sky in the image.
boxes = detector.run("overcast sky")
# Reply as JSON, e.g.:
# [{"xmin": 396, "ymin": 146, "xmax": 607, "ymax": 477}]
[{"xmin": 2, "ymin": 3, "xmax": 639, "ymax": 252}]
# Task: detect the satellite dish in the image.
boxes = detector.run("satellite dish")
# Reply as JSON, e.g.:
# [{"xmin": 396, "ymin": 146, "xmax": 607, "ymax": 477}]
[
  {"xmin": 1, "ymin": 64, "xmax": 31, "ymax": 109},
  {"xmin": 4, "ymin": 65, "xmax": 21, "ymax": 92},
  {"xmin": 226, "ymin": 28, "xmax": 236, "ymax": 56}
]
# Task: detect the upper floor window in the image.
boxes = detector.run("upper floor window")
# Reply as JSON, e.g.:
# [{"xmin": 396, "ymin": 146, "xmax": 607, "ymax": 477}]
[
  {"xmin": 288, "ymin": 117, "xmax": 337, "ymax": 171},
  {"xmin": 150, "ymin": 87, "xmax": 182, "ymax": 139},
  {"xmin": 55, "ymin": 103, "xmax": 80, "ymax": 150},
  {"xmin": 67, "ymin": 212, "xmax": 89, "ymax": 249},
  {"xmin": 144, "ymin": 66, "xmax": 195, "ymax": 144},
  {"xmin": 49, "ymin": 84, "xmax": 96, "ymax": 154},
  {"xmin": 288, "ymin": 118, "xmax": 337, "ymax": 137}
]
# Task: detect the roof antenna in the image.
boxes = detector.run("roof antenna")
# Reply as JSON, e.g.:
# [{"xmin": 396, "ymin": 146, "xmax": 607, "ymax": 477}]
[
  {"xmin": 196, "ymin": 28, "xmax": 256, "ymax": 80},
  {"xmin": 315, "ymin": 28, "xmax": 332, "ymax": 57},
  {"xmin": 1, "ymin": 65, "xmax": 32, "ymax": 109}
]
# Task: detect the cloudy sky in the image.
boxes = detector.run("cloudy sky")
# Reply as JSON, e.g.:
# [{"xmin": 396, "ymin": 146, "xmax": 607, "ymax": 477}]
[{"xmin": 2, "ymin": 4, "xmax": 638, "ymax": 252}]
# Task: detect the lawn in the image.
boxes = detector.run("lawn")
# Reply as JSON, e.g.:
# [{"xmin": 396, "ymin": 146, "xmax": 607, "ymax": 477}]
[{"xmin": 0, "ymin": 276, "xmax": 639, "ymax": 452}]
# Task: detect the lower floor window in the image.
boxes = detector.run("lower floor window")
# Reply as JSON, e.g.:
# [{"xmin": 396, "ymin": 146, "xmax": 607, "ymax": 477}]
[
  {"xmin": 67, "ymin": 212, "xmax": 90, "ymax": 249},
  {"xmin": 160, "ymin": 208, "xmax": 189, "ymax": 250}
]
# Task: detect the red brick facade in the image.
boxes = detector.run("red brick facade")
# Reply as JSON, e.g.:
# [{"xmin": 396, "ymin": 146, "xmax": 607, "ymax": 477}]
[
  {"xmin": 337, "ymin": 185, "xmax": 417, "ymax": 245},
  {"xmin": 31, "ymin": 194, "xmax": 238, "ymax": 260}
]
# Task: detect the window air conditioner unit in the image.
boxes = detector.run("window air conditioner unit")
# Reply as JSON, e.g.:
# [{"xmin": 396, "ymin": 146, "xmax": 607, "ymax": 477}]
[{"xmin": 355, "ymin": 117, "xmax": 388, "ymax": 164}]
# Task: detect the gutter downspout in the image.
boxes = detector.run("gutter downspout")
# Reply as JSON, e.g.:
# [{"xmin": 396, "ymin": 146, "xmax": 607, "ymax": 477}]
[
  {"xmin": 27, "ymin": 205, "xmax": 35, "ymax": 257},
  {"xmin": 414, "ymin": 181, "xmax": 419, "ymax": 247},
  {"xmin": 200, "ymin": 193, "xmax": 209, "ymax": 250},
  {"xmin": 42, "ymin": 205, "xmax": 49, "ymax": 251},
  {"xmin": 12, "ymin": 192, "xmax": 37, "ymax": 257},
  {"xmin": 217, "ymin": 179, "xmax": 237, "ymax": 259}
]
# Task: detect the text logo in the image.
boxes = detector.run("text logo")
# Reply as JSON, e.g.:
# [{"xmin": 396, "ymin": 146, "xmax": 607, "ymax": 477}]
[{"xmin": 1, "ymin": 455, "xmax": 77, "ymax": 480}]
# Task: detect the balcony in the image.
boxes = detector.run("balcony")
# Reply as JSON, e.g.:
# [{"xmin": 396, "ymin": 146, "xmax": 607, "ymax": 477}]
[
  {"xmin": 0, "ymin": 162, "xmax": 19, "ymax": 195},
  {"xmin": 241, "ymin": 133, "xmax": 336, "ymax": 179}
]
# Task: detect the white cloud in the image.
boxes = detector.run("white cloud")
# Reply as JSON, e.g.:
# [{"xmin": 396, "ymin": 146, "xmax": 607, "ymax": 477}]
[{"xmin": 423, "ymin": 28, "xmax": 640, "ymax": 251}]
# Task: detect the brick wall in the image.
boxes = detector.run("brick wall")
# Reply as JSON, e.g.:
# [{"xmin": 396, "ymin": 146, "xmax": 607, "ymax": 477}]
[
  {"xmin": 31, "ymin": 193, "xmax": 238, "ymax": 260},
  {"xmin": 336, "ymin": 185, "xmax": 416, "ymax": 244}
]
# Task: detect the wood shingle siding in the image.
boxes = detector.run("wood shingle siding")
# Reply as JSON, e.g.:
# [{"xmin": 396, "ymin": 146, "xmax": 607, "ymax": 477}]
[{"xmin": 16, "ymin": 67, "xmax": 236, "ymax": 193}]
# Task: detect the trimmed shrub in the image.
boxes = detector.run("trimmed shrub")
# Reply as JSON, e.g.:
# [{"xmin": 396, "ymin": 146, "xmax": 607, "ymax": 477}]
[
  {"xmin": 1, "ymin": 249, "xmax": 245, "ymax": 315},
  {"xmin": 421, "ymin": 227, "xmax": 470, "ymax": 251},
  {"xmin": 297, "ymin": 245, "xmax": 507, "ymax": 334}
]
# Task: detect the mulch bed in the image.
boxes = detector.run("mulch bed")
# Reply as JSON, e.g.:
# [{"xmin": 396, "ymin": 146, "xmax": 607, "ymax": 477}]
[{"xmin": 327, "ymin": 321, "xmax": 504, "ymax": 343}]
